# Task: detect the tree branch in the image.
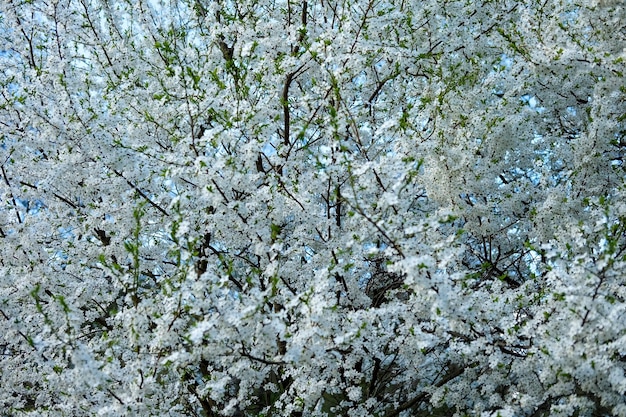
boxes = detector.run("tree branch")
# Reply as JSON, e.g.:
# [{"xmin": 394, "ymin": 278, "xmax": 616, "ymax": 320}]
[{"xmin": 112, "ymin": 169, "xmax": 169, "ymax": 216}]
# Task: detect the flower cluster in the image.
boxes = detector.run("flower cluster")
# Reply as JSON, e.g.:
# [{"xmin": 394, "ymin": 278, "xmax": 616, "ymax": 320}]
[{"xmin": 0, "ymin": 0, "xmax": 624, "ymax": 416}]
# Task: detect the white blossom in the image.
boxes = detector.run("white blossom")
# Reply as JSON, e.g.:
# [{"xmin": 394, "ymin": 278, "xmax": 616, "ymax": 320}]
[{"xmin": 0, "ymin": 0, "xmax": 624, "ymax": 416}]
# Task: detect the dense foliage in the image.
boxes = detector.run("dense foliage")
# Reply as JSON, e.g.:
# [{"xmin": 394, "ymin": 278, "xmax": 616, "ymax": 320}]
[{"xmin": 1, "ymin": 0, "xmax": 625, "ymax": 415}]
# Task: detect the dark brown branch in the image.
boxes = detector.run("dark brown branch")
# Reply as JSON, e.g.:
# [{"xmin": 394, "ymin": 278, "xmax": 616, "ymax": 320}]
[
  {"xmin": 204, "ymin": 243, "xmax": 244, "ymax": 291},
  {"xmin": 367, "ymin": 357, "xmax": 381, "ymax": 398},
  {"xmin": 277, "ymin": 180, "xmax": 305, "ymax": 211},
  {"xmin": 367, "ymin": 67, "xmax": 401, "ymax": 106},
  {"xmin": 240, "ymin": 343, "xmax": 284, "ymax": 365},
  {"xmin": 112, "ymin": 169, "xmax": 169, "ymax": 216},
  {"xmin": 180, "ymin": 177, "xmax": 198, "ymax": 187},
  {"xmin": 79, "ymin": 0, "xmax": 115, "ymax": 70},
  {"xmin": 382, "ymin": 364, "xmax": 465, "ymax": 417},
  {"xmin": 19, "ymin": 181, "xmax": 37, "ymax": 189},
  {"xmin": 12, "ymin": 9, "xmax": 37, "ymax": 70},
  {"xmin": 1, "ymin": 165, "xmax": 22, "ymax": 224},
  {"xmin": 282, "ymin": 72, "xmax": 294, "ymax": 146},
  {"xmin": 498, "ymin": 345, "xmax": 528, "ymax": 358},
  {"xmin": 107, "ymin": 388, "xmax": 125, "ymax": 405},
  {"xmin": 351, "ymin": 203, "xmax": 405, "ymax": 258},
  {"xmin": 53, "ymin": 192, "xmax": 78, "ymax": 209},
  {"xmin": 335, "ymin": 185, "xmax": 342, "ymax": 228},
  {"xmin": 210, "ymin": 178, "xmax": 230, "ymax": 204}
]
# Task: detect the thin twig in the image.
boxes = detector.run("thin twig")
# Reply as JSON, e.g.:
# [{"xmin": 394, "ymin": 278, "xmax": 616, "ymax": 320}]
[
  {"xmin": 112, "ymin": 169, "xmax": 169, "ymax": 216},
  {"xmin": 1, "ymin": 165, "xmax": 22, "ymax": 224}
]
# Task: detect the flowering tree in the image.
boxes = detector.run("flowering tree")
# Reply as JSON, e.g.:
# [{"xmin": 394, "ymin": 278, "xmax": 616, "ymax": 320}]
[{"xmin": 1, "ymin": 0, "xmax": 625, "ymax": 415}]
